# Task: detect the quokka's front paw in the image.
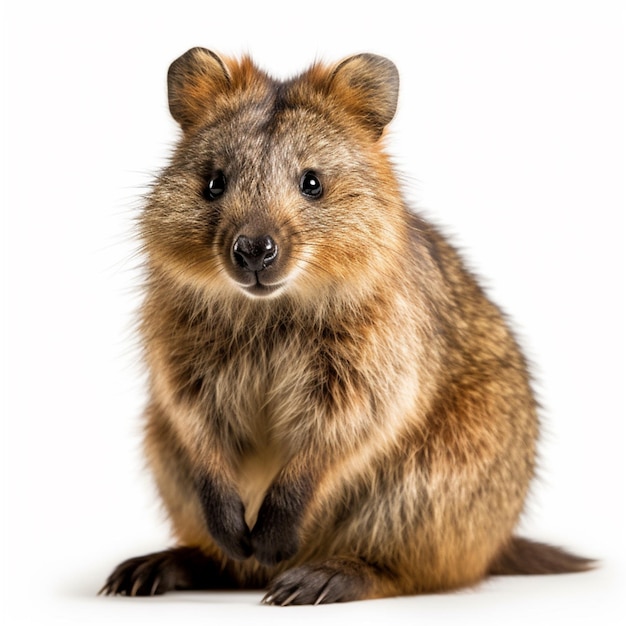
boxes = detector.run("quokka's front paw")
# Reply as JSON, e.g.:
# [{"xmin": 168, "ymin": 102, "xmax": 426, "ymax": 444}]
[
  {"xmin": 251, "ymin": 497, "xmax": 300, "ymax": 567},
  {"xmin": 208, "ymin": 504, "xmax": 253, "ymax": 562},
  {"xmin": 196, "ymin": 476, "xmax": 253, "ymax": 561}
]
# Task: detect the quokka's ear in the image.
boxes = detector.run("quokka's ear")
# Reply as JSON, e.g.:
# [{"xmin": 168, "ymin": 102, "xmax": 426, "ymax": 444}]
[
  {"xmin": 329, "ymin": 54, "xmax": 399, "ymax": 138},
  {"xmin": 167, "ymin": 47, "xmax": 231, "ymax": 132}
]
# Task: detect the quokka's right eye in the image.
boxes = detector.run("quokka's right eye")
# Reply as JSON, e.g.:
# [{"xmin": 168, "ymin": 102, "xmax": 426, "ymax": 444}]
[{"xmin": 203, "ymin": 171, "xmax": 227, "ymax": 201}]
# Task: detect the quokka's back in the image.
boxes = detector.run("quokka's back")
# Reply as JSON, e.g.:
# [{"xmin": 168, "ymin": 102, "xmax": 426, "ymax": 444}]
[{"xmin": 102, "ymin": 48, "xmax": 593, "ymax": 604}]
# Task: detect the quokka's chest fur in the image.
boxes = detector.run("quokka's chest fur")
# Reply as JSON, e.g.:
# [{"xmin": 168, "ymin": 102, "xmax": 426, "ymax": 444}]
[{"xmin": 144, "ymin": 280, "xmax": 427, "ymax": 444}]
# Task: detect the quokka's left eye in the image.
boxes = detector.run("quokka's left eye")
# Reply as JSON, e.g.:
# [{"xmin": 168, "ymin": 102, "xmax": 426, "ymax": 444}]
[{"xmin": 299, "ymin": 171, "xmax": 323, "ymax": 199}]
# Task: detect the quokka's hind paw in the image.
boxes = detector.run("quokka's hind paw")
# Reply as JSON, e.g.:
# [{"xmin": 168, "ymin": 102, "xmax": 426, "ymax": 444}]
[
  {"xmin": 100, "ymin": 551, "xmax": 182, "ymax": 597},
  {"xmin": 100, "ymin": 546, "xmax": 224, "ymax": 597},
  {"xmin": 262, "ymin": 558, "xmax": 378, "ymax": 606}
]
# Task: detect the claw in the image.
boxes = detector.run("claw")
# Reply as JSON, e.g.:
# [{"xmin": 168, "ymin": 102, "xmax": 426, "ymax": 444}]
[
  {"xmin": 108, "ymin": 579, "xmax": 122, "ymax": 596},
  {"xmin": 261, "ymin": 593, "xmax": 274, "ymax": 605},
  {"xmin": 150, "ymin": 575, "xmax": 161, "ymax": 596},
  {"xmin": 314, "ymin": 587, "xmax": 329, "ymax": 605},
  {"xmin": 130, "ymin": 577, "xmax": 143, "ymax": 597},
  {"xmin": 281, "ymin": 589, "xmax": 302, "ymax": 606}
]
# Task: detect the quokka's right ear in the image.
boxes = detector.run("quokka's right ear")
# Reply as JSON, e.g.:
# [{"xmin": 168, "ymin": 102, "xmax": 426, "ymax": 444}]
[{"xmin": 167, "ymin": 47, "xmax": 231, "ymax": 132}]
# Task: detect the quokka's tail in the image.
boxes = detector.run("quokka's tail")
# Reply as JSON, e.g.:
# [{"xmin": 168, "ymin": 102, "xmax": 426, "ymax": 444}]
[{"xmin": 489, "ymin": 536, "xmax": 596, "ymax": 576}]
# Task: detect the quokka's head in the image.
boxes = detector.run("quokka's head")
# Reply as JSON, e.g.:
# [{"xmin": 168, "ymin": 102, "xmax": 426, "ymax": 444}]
[{"xmin": 142, "ymin": 48, "xmax": 407, "ymax": 302}]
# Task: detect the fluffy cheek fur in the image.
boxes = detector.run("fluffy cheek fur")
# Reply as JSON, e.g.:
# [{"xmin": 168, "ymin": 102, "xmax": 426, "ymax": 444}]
[
  {"xmin": 141, "ymin": 174, "xmax": 225, "ymax": 291},
  {"xmin": 292, "ymin": 187, "xmax": 407, "ymax": 302}
]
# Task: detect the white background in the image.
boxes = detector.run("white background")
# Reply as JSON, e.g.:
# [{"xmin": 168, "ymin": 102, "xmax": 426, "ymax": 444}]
[{"xmin": 1, "ymin": 1, "xmax": 624, "ymax": 624}]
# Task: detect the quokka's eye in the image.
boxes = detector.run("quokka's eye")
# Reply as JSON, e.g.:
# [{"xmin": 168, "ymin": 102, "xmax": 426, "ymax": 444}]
[
  {"xmin": 203, "ymin": 171, "xmax": 227, "ymax": 200},
  {"xmin": 299, "ymin": 171, "xmax": 323, "ymax": 198}
]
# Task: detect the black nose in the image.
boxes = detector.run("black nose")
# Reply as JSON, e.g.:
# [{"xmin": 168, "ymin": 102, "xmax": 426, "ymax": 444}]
[{"xmin": 232, "ymin": 235, "xmax": 278, "ymax": 272}]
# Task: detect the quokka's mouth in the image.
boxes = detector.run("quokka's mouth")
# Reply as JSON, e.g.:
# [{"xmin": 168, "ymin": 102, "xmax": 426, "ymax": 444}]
[{"xmin": 238, "ymin": 274, "xmax": 285, "ymax": 298}]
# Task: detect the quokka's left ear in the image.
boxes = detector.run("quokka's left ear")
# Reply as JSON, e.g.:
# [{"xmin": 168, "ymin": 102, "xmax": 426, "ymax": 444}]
[{"xmin": 329, "ymin": 53, "xmax": 399, "ymax": 138}]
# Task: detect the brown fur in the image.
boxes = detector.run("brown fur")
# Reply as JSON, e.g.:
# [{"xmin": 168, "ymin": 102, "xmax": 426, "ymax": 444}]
[{"xmin": 101, "ymin": 48, "xmax": 593, "ymax": 604}]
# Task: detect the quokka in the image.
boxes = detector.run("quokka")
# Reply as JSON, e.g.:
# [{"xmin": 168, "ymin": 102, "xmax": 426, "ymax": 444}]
[{"xmin": 101, "ymin": 48, "xmax": 592, "ymax": 604}]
